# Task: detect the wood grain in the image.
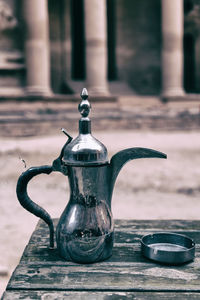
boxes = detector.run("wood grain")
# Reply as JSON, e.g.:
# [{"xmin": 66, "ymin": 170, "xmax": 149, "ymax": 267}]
[
  {"xmin": 3, "ymin": 219, "xmax": 200, "ymax": 299},
  {"xmin": 3, "ymin": 291, "xmax": 200, "ymax": 300}
]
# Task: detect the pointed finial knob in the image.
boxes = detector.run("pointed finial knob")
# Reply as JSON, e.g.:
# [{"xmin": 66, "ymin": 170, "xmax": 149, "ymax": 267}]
[
  {"xmin": 79, "ymin": 88, "xmax": 91, "ymax": 118},
  {"xmin": 81, "ymin": 88, "xmax": 88, "ymax": 100}
]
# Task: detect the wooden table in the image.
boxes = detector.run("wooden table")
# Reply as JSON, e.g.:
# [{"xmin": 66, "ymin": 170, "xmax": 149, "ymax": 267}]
[{"xmin": 2, "ymin": 219, "xmax": 200, "ymax": 299}]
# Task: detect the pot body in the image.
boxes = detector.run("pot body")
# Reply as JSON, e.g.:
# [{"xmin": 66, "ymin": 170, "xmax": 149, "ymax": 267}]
[
  {"xmin": 56, "ymin": 165, "xmax": 114, "ymax": 263},
  {"xmin": 16, "ymin": 146, "xmax": 166, "ymax": 263}
]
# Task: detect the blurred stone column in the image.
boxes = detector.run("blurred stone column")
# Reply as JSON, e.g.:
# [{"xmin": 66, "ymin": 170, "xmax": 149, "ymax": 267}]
[
  {"xmin": 84, "ymin": 0, "xmax": 109, "ymax": 95},
  {"xmin": 22, "ymin": 0, "xmax": 51, "ymax": 95},
  {"xmin": 195, "ymin": 37, "xmax": 200, "ymax": 92},
  {"xmin": 161, "ymin": 0, "xmax": 185, "ymax": 97},
  {"xmin": 60, "ymin": 0, "xmax": 73, "ymax": 93}
]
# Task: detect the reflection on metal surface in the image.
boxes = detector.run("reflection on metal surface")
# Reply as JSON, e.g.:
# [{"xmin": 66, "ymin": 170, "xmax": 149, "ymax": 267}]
[
  {"xmin": 141, "ymin": 232, "xmax": 195, "ymax": 265},
  {"xmin": 16, "ymin": 88, "xmax": 167, "ymax": 263}
]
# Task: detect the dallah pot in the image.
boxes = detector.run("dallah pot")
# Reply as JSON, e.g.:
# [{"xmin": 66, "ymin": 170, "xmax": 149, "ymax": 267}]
[{"xmin": 16, "ymin": 89, "xmax": 167, "ymax": 263}]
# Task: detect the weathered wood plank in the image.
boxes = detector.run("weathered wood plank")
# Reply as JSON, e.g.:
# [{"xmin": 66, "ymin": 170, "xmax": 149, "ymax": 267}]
[
  {"xmin": 114, "ymin": 219, "xmax": 200, "ymax": 231},
  {"xmin": 28, "ymin": 219, "xmax": 200, "ymax": 247},
  {"xmin": 19, "ymin": 241, "xmax": 200, "ymax": 265},
  {"xmin": 20, "ymin": 243, "xmax": 147, "ymax": 264},
  {"xmin": 6, "ymin": 261, "xmax": 200, "ymax": 291},
  {"xmin": 3, "ymin": 291, "xmax": 200, "ymax": 300},
  {"xmin": 29, "ymin": 228, "xmax": 200, "ymax": 245}
]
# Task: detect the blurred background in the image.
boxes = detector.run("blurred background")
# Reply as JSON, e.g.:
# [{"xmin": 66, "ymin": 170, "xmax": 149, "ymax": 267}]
[
  {"xmin": 1, "ymin": 0, "xmax": 200, "ymax": 296},
  {"xmin": 1, "ymin": 0, "xmax": 200, "ymax": 98}
]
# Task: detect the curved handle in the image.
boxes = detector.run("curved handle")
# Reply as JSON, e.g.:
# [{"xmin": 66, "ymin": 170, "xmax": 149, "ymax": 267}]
[{"xmin": 16, "ymin": 165, "xmax": 54, "ymax": 248}]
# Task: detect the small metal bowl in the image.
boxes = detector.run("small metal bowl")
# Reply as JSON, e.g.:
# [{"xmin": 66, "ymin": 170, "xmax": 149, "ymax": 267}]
[{"xmin": 141, "ymin": 232, "xmax": 195, "ymax": 265}]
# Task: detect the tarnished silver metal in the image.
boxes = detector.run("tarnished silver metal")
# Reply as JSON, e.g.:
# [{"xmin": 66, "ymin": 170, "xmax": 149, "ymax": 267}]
[
  {"xmin": 141, "ymin": 232, "xmax": 195, "ymax": 265},
  {"xmin": 56, "ymin": 165, "xmax": 113, "ymax": 263},
  {"xmin": 16, "ymin": 88, "xmax": 167, "ymax": 264},
  {"xmin": 63, "ymin": 88, "xmax": 109, "ymax": 166}
]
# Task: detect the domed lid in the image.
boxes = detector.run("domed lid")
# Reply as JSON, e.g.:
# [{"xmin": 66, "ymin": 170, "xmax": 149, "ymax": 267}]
[{"xmin": 62, "ymin": 88, "xmax": 109, "ymax": 166}]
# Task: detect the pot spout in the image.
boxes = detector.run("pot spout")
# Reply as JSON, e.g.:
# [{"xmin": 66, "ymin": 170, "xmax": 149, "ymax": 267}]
[{"xmin": 109, "ymin": 147, "xmax": 167, "ymax": 198}]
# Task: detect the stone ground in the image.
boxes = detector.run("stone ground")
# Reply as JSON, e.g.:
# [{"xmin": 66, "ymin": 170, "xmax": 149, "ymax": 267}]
[{"xmin": 1, "ymin": 97, "xmax": 200, "ymax": 296}]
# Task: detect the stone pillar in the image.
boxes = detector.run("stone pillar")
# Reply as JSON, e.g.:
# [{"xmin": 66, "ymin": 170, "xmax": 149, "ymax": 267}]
[
  {"xmin": 84, "ymin": 0, "xmax": 109, "ymax": 95},
  {"xmin": 22, "ymin": 0, "xmax": 51, "ymax": 96},
  {"xmin": 161, "ymin": 0, "xmax": 185, "ymax": 97},
  {"xmin": 60, "ymin": 0, "xmax": 73, "ymax": 93},
  {"xmin": 195, "ymin": 36, "xmax": 200, "ymax": 93}
]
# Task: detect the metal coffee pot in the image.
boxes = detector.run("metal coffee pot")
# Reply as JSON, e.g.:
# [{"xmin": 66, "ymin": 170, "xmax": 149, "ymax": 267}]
[{"xmin": 16, "ymin": 88, "xmax": 167, "ymax": 263}]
